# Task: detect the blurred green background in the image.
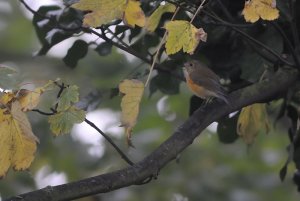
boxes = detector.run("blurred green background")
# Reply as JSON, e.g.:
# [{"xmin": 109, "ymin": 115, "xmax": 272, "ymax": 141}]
[{"xmin": 0, "ymin": 1, "xmax": 298, "ymax": 200}]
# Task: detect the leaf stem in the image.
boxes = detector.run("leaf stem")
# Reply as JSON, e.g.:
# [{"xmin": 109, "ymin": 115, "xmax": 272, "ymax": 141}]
[
  {"xmin": 190, "ymin": 0, "xmax": 207, "ymax": 24},
  {"xmin": 145, "ymin": 6, "xmax": 180, "ymax": 87},
  {"xmin": 32, "ymin": 109, "xmax": 56, "ymax": 116}
]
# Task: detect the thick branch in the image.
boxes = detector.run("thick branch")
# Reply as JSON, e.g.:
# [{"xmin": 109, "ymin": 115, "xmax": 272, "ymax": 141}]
[{"xmin": 5, "ymin": 68, "xmax": 298, "ymax": 201}]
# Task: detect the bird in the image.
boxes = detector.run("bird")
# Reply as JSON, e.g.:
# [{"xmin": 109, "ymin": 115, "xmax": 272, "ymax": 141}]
[{"xmin": 183, "ymin": 60, "xmax": 228, "ymax": 104}]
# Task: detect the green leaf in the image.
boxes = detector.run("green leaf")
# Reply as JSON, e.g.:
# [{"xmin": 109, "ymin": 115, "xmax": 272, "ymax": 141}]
[
  {"xmin": 115, "ymin": 25, "xmax": 129, "ymax": 36},
  {"xmin": 48, "ymin": 106, "xmax": 86, "ymax": 136},
  {"xmin": 63, "ymin": 40, "xmax": 89, "ymax": 68},
  {"xmin": 237, "ymin": 26, "xmax": 283, "ymax": 82},
  {"xmin": 189, "ymin": 96, "xmax": 203, "ymax": 116},
  {"xmin": 57, "ymin": 85, "xmax": 80, "ymax": 111},
  {"xmin": 149, "ymin": 73, "xmax": 180, "ymax": 96},
  {"xmin": 217, "ymin": 112, "xmax": 239, "ymax": 144},
  {"xmin": 33, "ymin": 6, "xmax": 74, "ymax": 55},
  {"xmin": 145, "ymin": 3, "xmax": 176, "ymax": 32},
  {"xmin": 95, "ymin": 42, "xmax": 112, "ymax": 56},
  {"xmin": 128, "ymin": 26, "xmax": 141, "ymax": 43}
]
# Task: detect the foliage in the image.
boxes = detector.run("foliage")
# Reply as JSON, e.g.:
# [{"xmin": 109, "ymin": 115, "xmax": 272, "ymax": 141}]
[
  {"xmin": 165, "ymin": 20, "xmax": 207, "ymax": 55},
  {"xmin": 1, "ymin": 0, "xmax": 300, "ymax": 200},
  {"xmin": 119, "ymin": 79, "xmax": 144, "ymax": 145},
  {"xmin": 237, "ymin": 103, "xmax": 270, "ymax": 145}
]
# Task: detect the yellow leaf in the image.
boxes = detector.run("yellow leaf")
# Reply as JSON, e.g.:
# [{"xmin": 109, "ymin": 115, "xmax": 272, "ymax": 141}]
[
  {"xmin": 0, "ymin": 101, "xmax": 38, "ymax": 178},
  {"xmin": 72, "ymin": 0, "xmax": 127, "ymax": 27},
  {"xmin": 145, "ymin": 3, "xmax": 176, "ymax": 32},
  {"xmin": 119, "ymin": 79, "xmax": 144, "ymax": 145},
  {"xmin": 242, "ymin": 0, "xmax": 279, "ymax": 23},
  {"xmin": 124, "ymin": 0, "xmax": 145, "ymax": 27},
  {"xmin": 17, "ymin": 88, "xmax": 43, "ymax": 111},
  {"xmin": 165, "ymin": 20, "xmax": 207, "ymax": 55},
  {"xmin": 237, "ymin": 103, "xmax": 270, "ymax": 145},
  {"xmin": 0, "ymin": 92, "xmax": 15, "ymax": 105}
]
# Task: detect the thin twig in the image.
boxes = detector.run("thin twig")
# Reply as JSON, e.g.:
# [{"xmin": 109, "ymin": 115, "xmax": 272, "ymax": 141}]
[
  {"xmin": 19, "ymin": 0, "xmax": 39, "ymax": 16},
  {"xmin": 84, "ymin": 118, "xmax": 134, "ymax": 166},
  {"xmin": 85, "ymin": 27, "xmax": 151, "ymax": 64},
  {"xmin": 32, "ymin": 107, "xmax": 134, "ymax": 166},
  {"xmin": 32, "ymin": 109, "xmax": 55, "ymax": 116},
  {"xmin": 215, "ymin": 0, "xmax": 234, "ymax": 22},
  {"xmin": 204, "ymin": 11, "xmax": 295, "ymax": 67},
  {"xmin": 202, "ymin": 21, "xmax": 256, "ymax": 28},
  {"xmin": 190, "ymin": 0, "xmax": 207, "ymax": 23},
  {"xmin": 145, "ymin": 6, "xmax": 180, "ymax": 87},
  {"xmin": 270, "ymin": 21, "xmax": 300, "ymax": 68},
  {"xmin": 53, "ymin": 82, "xmax": 65, "ymax": 111},
  {"xmin": 105, "ymin": 27, "xmax": 130, "ymax": 49}
]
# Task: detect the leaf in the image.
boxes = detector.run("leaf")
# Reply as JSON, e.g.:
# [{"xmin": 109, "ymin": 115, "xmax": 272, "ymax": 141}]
[
  {"xmin": 119, "ymin": 79, "xmax": 144, "ymax": 145},
  {"xmin": 63, "ymin": 40, "xmax": 89, "ymax": 68},
  {"xmin": 72, "ymin": 0, "xmax": 145, "ymax": 28},
  {"xmin": 189, "ymin": 96, "xmax": 204, "ymax": 116},
  {"xmin": 33, "ymin": 6, "xmax": 75, "ymax": 55},
  {"xmin": 95, "ymin": 42, "xmax": 113, "ymax": 56},
  {"xmin": 217, "ymin": 113, "xmax": 239, "ymax": 144},
  {"xmin": 237, "ymin": 26, "xmax": 283, "ymax": 82},
  {"xmin": 242, "ymin": 0, "xmax": 279, "ymax": 23},
  {"xmin": 124, "ymin": 0, "xmax": 145, "ymax": 27},
  {"xmin": 57, "ymin": 85, "xmax": 80, "ymax": 112},
  {"xmin": 48, "ymin": 106, "xmax": 86, "ymax": 136},
  {"xmin": 0, "ymin": 101, "xmax": 38, "ymax": 178},
  {"xmin": 17, "ymin": 88, "xmax": 42, "ymax": 112},
  {"xmin": 72, "ymin": 0, "xmax": 127, "ymax": 27},
  {"xmin": 115, "ymin": 25, "xmax": 129, "ymax": 35},
  {"xmin": 145, "ymin": 3, "xmax": 176, "ymax": 32},
  {"xmin": 128, "ymin": 26, "xmax": 142, "ymax": 43},
  {"xmin": 0, "ymin": 92, "xmax": 15, "ymax": 105},
  {"xmin": 149, "ymin": 73, "xmax": 180, "ymax": 96},
  {"xmin": 279, "ymin": 164, "xmax": 288, "ymax": 181},
  {"xmin": 237, "ymin": 103, "xmax": 270, "ymax": 145},
  {"xmin": 15, "ymin": 80, "xmax": 56, "ymax": 111},
  {"xmin": 165, "ymin": 20, "xmax": 207, "ymax": 55}
]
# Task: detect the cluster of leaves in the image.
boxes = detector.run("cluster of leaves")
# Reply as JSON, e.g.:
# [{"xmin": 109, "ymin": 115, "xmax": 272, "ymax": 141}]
[
  {"xmin": 0, "ymin": 66, "xmax": 85, "ymax": 178},
  {"xmin": 67, "ymin": 0, "xmax": 281, "ymax": 145}
]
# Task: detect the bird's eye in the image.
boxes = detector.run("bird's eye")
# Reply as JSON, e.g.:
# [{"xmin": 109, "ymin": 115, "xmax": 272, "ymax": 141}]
[{"xmin": 189, "ymin": 63, "xmax": 193, "ymax": 67}]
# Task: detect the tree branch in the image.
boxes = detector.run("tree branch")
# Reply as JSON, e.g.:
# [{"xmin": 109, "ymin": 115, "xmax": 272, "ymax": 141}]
[
  {"xmin": 6, "ymin": 67, "xmax": 298, "ymax": 201},
  {"xmin": 84, "ymin": 118, "xmax": 134, "ymax": 166}
]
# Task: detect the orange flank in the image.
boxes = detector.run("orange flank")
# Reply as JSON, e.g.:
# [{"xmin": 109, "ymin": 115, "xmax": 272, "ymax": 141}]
[{"xmin": 186, "ymin": 75, "xmax": 217, "ymax": 99}]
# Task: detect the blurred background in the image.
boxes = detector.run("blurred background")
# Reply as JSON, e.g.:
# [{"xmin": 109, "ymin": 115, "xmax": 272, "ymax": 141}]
[{"xmin": 0, "ymin": 1, "xmax": 298, "ymax": 200}]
